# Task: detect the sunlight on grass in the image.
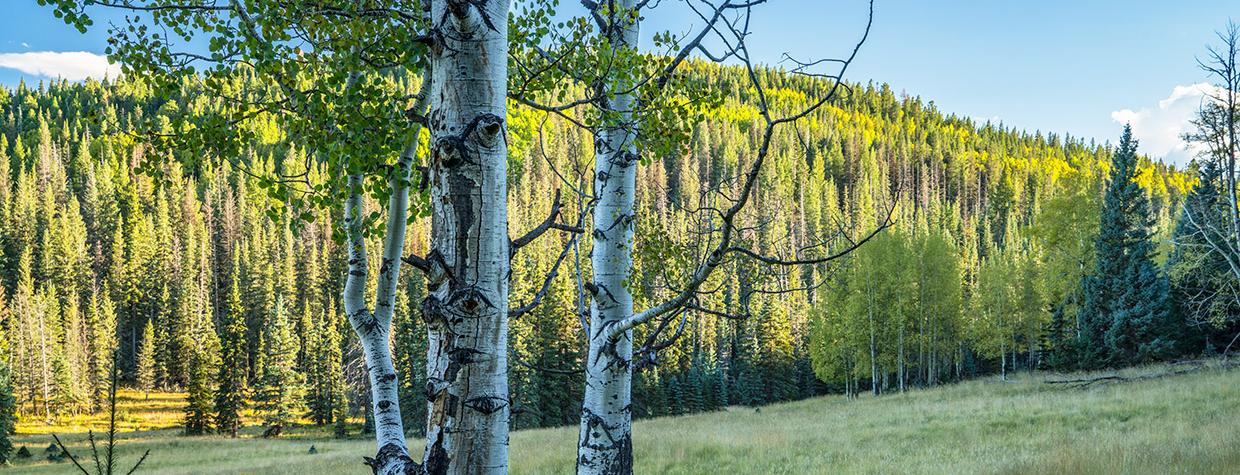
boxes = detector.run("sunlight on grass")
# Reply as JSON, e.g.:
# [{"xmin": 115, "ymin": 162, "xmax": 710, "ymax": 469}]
[{"xmin": 8, "ymin": 360, "xmax": 1240, "ymax": 474}]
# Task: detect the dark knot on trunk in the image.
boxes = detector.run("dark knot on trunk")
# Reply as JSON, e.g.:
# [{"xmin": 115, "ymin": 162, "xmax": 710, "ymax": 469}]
[{"xmin": 363, "ymin": 443, "xmax": 424, "ymax": 475}]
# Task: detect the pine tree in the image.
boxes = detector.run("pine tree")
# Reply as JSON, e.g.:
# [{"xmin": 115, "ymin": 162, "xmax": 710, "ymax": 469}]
[
  {"xmin": 183, "ymin": 347, "xmax": 215, "ymax": 435},
  {"xmin": 1169, "ymin": 158, "xmax": 1235, "ymax": 349},
  {"xmin": 0, "ymin": 134, "xmax": 12, "ymax": 292},
  {"xmin": 0, "ymin": 357, "xmax": 15, "ymax": 464},
  {"xmin": 214, "ymin": 255, "xmax": 248, "ymax": 437},
  {"xmin": 255, "ymin": 296, "xmax": 301, "ymax": 435},
  {"xmin": 135, "ymin": 319, "xmax": 155, "ymax": 399},
  {"xmin": 323, "ymin": 317, "xmax": 347, "ymax": 431},
  {"xmin": 1080, "ymin": 126, "xmax": 1177, "ymax": 367},
  {"xmin": 305, "ymin": 300, "xmax": 345, "ymax": 428},
  {"xmin": 42, "ymin": 285, "xmax": 73, "ymax": 417},
  {"xmin": 391, "ymin": 288, "xmax": 427, "ymax": 435},
  {"xmin": 86, "ymin": 286, "xmax": 118, "ymax": 412}
]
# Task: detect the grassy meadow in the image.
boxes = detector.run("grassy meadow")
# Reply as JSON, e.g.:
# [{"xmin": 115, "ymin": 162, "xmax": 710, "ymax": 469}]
[{"xmin": 8, "ymin": 360, "xmax": 1240, "ymax": 474}]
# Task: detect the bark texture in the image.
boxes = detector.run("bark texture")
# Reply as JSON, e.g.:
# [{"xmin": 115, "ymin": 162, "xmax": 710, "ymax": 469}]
[
  {"xmin": 577, "ymin": 2, "xmax": 639, "ymax": 473},
  {"xmin": 422, "ymin": 0, "xmax": 512, "ymax": 473}
]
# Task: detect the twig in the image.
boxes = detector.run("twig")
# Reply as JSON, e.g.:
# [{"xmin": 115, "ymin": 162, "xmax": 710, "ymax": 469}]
[{"xmin": 52, "ymin": 433, "xmax": 92, "ymax": 475}]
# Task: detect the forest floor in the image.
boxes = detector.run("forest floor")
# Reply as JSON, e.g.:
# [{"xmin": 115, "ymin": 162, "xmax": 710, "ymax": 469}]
[{"xmin": 8, "ymin": 358, "xmax": 1240, "ymax": 474}]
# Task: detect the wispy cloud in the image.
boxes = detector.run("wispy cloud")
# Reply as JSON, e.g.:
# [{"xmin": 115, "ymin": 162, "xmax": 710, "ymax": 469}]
[
  {"xmin": 0, "ymin": 51, "xmax": 121, "ymax": 82},
  {"xmin": 20, "ymin": 42, "xmax": 29, "ymax": 48},
  {"xmin": 1111, "ymin": 83, "xmax": 1224, "ymax": 166}
]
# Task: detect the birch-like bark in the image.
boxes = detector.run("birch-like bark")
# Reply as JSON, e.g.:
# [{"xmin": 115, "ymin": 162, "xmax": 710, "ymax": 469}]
[
  {"xmin": 344, "ymin": 171, "xmax": 413, "ymax": 475},
  {"xmin": 569, "ymin": 2, "xmax": 872, "ymax": 471},
  {"xmin": 421, "ymin": 1, "xmax": 511, "ymax": 473},
  {"xmin": 577, "ymin": 2, "xmax": 639, "ymax": 473},
  {"xmin": 344, "ymin": 67, "xmax": 431, "ymax": 474}
]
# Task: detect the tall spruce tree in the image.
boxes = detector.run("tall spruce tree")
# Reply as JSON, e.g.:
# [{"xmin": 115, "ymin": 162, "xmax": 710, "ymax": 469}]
[
  {"xmin": 305, "ymin": 300, "xmax": 346, "ymax": 428},
  {"xmin": 86, "ymin": 285, "xmax": 118, "ymax": 412},
  {"xmin": 183, "ymin": 347, "xmax": 215, "ymax": 435},
  {"xmin": 135, "ymin": 319, "xmax": 155, "ymax": 399},
  {"xmin": 214, "ymin": 255, "xmax": 248, "ymax": 438},
  {"xmin": 255, "ymin": 296, "xmax": 301, "ymax": 434},
  {"xmin": 1079, "ymin": 126, "xmax": 1177, "ymax": 367},
  {"xmin": 391, "ymin": 287, "xmax": 427, "ymax": 436},
  {"xmin": 0, "ymin": 358, "xmax": 13, "ymax": 465},
  {"xmin": 0, "ymin": 287, "xmax": 13, "ymax": 465}
]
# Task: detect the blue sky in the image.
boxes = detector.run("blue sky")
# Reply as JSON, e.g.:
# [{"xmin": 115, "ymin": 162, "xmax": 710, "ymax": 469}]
[{"xmin": 1, "ymin": 0, "xmax": 1236, "ymax": 165}]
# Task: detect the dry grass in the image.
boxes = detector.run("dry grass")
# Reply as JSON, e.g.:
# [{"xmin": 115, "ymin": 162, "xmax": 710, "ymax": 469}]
[
  {"xmin": 8, "ymin": 360, "xmax": 1240, "ymax": 474},
  {"xmin": 16, "ymin": 391, "xmax": 190, "ymax": 435}
]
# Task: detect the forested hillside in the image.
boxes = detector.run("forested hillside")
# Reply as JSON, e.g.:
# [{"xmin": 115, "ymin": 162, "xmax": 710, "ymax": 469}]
[{"xmin": 0, "ymin": 63, "xmax": 1197, "ymax": 434}]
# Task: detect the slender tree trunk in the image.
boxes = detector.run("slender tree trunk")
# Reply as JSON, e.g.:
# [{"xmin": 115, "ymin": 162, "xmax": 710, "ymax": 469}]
[
  {"xmin": 844, "ymin": 363, "xmax": 851, "ymax": 399},
  {"xmin": 342, "ymin": 65, "xmax": 430, "ymax": 473},
  {"xmin": 421, "ymin": 1, "xmax": 512, "ymax": 472},
  {"xmin": 1008, "ymin": 343, "xmax": 1015, "ymax": 373},
  {"xmin": 868, "ymin": 295, "xmax": 878, "ymax": 396},
  {"xmin": 956, "ymin": 343, "xmax": 963, "ymax": 381},
  {"xmin": 38, "ymin": 307, "xmax": 50, "ymax": 422},
  {"xmin": 578, "ymin": 2, "xmax": 640, "ymax": 473},
  {"xmin": 897, "ymin": 322, "xmax": 905, "ymax": 392},
  {"xmin": 929, "ymin": 322, "xmax": 937, "ymax": 386},
  {"xmin": 1000, "ymin": 342, "xmax": 1007, "ymax": 382},
  {"xmin": 1029, "ymin": 339, "xmax": 1036, "ymax": 373},
  {"xmin": 918, "ymin": 318, "xmax": 925, "ymax": 387},
  {"xmin": 1225, "ymin": 57, "xmax": 1238, "ymax": 258},
  {"xmin": 344, "ymin": 161, "xmax": 416, "ymax": 473}
]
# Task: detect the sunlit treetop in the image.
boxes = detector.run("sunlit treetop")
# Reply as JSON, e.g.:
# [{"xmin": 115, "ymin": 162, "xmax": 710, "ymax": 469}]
[{"xmin": 38, "ymin": 0, "xmax": 433, "ymax": 236}]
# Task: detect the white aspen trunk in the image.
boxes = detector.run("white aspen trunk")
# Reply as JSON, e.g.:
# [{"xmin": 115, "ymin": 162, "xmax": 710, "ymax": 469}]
[
  {"xmin": 344, "ymin": 169, "xmax": 420, "ymax": 474},
  {"xmin": 897, "ymin": 322, "xmax": 905, "ymax": 392},
  {"xmin": 1013, "ymin": 345, "xmax": 1019, "ymax": 373},
  {"xmin": 868, "ymin": 295, "xmax": 878, "ymax": 396},
  {"xmin": 578, "ymin": 3, "xmax": 640, "ymax": 473},
  {"xmin": 956, "ymin": 344, "xmax": 963, "ymax": 381},
  {"xmin": 917, "ymin": 318, "xmax": 925, "ymax": 387},
  {"xmin": 1000, "ymin": 342, "xmax": 1007, "ymax": 382},
  {"xmin": 343, "ymin": 65, "xmax": 431, "ymax": 473},
  {"xmin": 422, "ymin": 1, "xmax": 511, "ymax": 472},
  {"xmin": 844, "ymin": 363, "xmax": 851, "ymax": 399}
]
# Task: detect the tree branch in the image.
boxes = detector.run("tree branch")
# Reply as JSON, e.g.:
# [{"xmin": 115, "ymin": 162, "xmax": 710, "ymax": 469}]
[
  {"xmin": 511, "ymin": 189, "xmax": 585, "ymax": 253},
  {"xmin": 606, "ymin": 0, "xmax": 876, "ymax": 342}
]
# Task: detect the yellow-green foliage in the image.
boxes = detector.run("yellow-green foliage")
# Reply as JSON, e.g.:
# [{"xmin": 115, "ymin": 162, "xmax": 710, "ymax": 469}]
[
  {"xmin": 15, "ymin": 390, "xmax": 274, "ymax": 436},
  {"xmin": 9, "ymin": 360, "xmax": 1239, "ymax": 474}
]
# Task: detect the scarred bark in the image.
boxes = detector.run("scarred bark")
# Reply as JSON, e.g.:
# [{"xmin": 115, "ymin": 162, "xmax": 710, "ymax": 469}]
[
  {"xmin": 577, "ymin": 2, "xmax": 639, "ymax": 473},
  {"xmin": 421, "ymin": 0, "xmax": 512, "ymax": 473}
]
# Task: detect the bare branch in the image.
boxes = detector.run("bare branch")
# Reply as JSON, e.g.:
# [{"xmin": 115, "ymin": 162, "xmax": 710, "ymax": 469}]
[
  {"xmin": 511, "ymin": 189, "xmax": 586, "ymax": 253},
  {"xmin": 607, "ymin": 0, "xmax": 877, "ymax": 342},
  {"xmin": 725, "ymin": 196, "xmax": 898, "ymax": 266},
  {"xmin": 510, "ymin": 234, "xmax": 576, "ymax": 318}
]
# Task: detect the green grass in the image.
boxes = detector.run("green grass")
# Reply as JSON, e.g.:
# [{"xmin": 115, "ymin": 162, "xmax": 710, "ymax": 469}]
[
  {"xmin": 15, "ymin": 390, "xmax": 283, "ymax": 436},
  {"xmin": 9, "ymin": 360, "xmax": 1240, "ymax": 474}
]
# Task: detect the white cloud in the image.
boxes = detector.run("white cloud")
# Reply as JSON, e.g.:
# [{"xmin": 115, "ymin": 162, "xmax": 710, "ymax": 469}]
[
  {"xmin": 1111, "ymin": 83, "xmax": 1225, "ymax": 167},
  {"xmin": 0, "ymin": 51, "xmax": 121, "ymax": 82},
  {"xmin": 20, "ymin": 42, "xmax": 29, "ymax": 48}
]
